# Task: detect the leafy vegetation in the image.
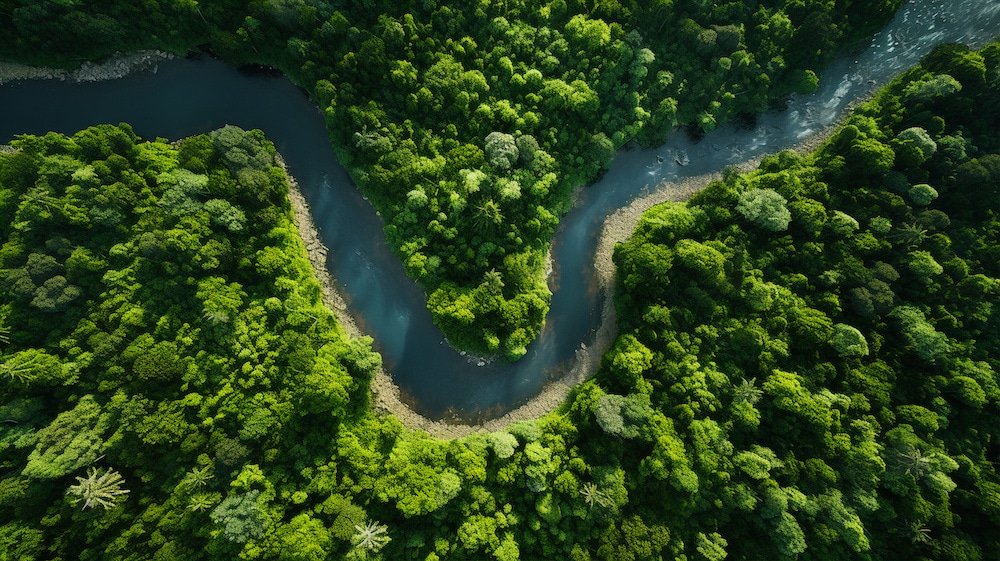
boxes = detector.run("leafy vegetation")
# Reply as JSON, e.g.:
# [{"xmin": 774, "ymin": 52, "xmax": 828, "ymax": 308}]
[
  {"xmin": 0, "ymin": 0, "xmax": 906, "ymax": 358},
  {"xmin": 596, "ymin": 40, "xmax": 1000, "ymax": 560},
  {"xmin": 0, "ymin": 124, "xmax": 383, "ymax": 560},
  {"xmin": 2, "ymin": 36, "xmax": 999, "ymax": 561}
]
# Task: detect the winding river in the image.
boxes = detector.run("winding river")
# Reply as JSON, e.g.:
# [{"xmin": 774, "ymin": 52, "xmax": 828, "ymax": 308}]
[{"xmin": 1, "ymin": 0, "xmax": 998, "ymax": 421}]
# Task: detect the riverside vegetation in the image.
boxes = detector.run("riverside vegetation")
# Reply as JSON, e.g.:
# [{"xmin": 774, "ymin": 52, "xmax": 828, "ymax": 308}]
[
  {"xmin": 1, "ymin": 0, "xmax": 905, "ymax": 359},
  {"xmin": 1, "ymin": 17, "xmax": 999, "ymax": 561}
]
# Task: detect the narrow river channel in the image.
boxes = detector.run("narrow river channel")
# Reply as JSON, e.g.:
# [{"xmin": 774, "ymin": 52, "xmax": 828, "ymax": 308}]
[{"xmin": 1, "ymin": 0, "xmax": 998, "ymax": 420}]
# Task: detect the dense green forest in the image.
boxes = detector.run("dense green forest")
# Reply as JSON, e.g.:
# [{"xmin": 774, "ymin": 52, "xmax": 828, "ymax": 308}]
[
  {"xmin": 0, "ymin": 0, "xmax": 906, "ymax": 358},
  {"xmin": 2, "ymin": 29, "xmax": 999, "ymax": 561},
  {"xmin": 0, "ymin": 124, "xmax": 386, "ymax": 560}
]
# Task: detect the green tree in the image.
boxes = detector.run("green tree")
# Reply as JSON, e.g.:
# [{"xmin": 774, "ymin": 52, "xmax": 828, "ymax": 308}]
[
  {"xmin": 908, "ymin": 250, "xmax": 943, "ymax": 283},
  {"xmin": 210, "ymin": 489, "xmax": 269, "ymax": 544},
  {"xmin": 204, "ymin": 198, "xmax": 247, "ymax": 232},
  {"xmin": 484, "ymin": 132, "xmax": 519, "ymax": 172},
  {"xmin": 897, "ymin": 127, "xmax": 937, "ymax": 159},
  {"xmin": 736, "ymin": 188, "xmax": 791, "ymax": 231},
  {"xmin": 272, "ymin": 513, "xmax": 333, "ymax": 561},
  {"xmin": 908, "ymin": 183, "xmax": 938, "ymax": 206},
  {"xmin": 891, "ymin": 306, "xmax": 948, "ymax": 361},
  {"xmin": 830, "ymin": 323, "xmax": 869, "ymax": 357},
  {"xmin": 594, "ymin": 393, "xmax": 653, "ymax": 439},
  {"xmin": 0, "ymin": 349, "xmax": 67, "ymax": 386},
  {"xmin": 22, "ymin": 395, "xmax": 109, "ymax": 479},
  {"xmin": 30, "ymin": 275, "xmax": 82, "ymax": 312},
  {"xmin": 695, "ymin": 531, "xmax": 729, "ymax": 561},
  {"xmin": 0, "ymin": 522, "xmax": 44, "ymax": 560},
  {"xmin": 902, "ymin": 73, "xmax": 962, "ymax": 105}
]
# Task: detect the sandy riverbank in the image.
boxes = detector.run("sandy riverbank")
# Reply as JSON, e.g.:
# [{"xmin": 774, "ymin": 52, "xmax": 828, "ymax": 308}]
[
  {"xmin": 283, "ymin": 159, "xmax": 563, "ymax": 439},
  {"xmin": 593, "ymin": 120, "xmax": 848, "ymax": 300},
  {"xmin": 0, "ymin": 51, "xmax": 174, "ymax": 86}
]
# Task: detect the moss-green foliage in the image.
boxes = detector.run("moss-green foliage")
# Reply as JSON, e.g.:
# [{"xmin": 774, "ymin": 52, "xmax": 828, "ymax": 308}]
[{"xmin": 0, "ymin": 0, "xmax": 904, "ymax": 358}]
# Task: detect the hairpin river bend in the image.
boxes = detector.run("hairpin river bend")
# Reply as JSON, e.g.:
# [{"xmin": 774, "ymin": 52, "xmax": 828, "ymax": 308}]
[{"xmin": 1, "ymin": 0, "xmax": 997, "ymax": 426}]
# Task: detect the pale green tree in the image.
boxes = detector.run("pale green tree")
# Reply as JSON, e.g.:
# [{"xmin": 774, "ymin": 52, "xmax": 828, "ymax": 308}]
[
  {"xmin": 210, "ymin": 489, "xmax": 268, "ymax": 543},
  {"xmin": 736, "ymin": 188, "xmax": 791, "ymax": 231},
  {"xmin": 908, "ymin": 250, "xmax": 943, "ymax": 283},
  {"xmin": 903, "ymin": 73, "xmax": 962, "ymax": 105},
  {"xmin": 733, "ymin": 377, "xmax": 763, "ymax": 404},
  {"xmin": 484, "ymin": 132, "xmax": 518, "ymax": 171},
  {"xmin": 908, "ymin": 183, "xmax": 939, "ymax": 206},
  {"xmin": 897, "ymin": 127, "xmax": 937, "ymax": 159},
  {"xmin": 891, "ymin": 306, "xmax": 949, "ymax": 361},
  {"xmin": 351, "ymin": 520, "xmax": 390, "ymax": 554},
  {"xmin": 830, "ymin": 323, "xmax": 869, "ymax": 357}
]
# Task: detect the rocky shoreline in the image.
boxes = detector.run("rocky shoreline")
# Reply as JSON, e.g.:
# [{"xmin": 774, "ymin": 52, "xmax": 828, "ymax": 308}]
[{"xmin": 0, "ymin": 51, "xmax": 174, "ymax": 85}]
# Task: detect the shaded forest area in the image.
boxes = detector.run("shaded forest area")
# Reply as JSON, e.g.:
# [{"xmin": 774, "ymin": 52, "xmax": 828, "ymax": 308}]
[
  {"xmin": 1, "ymin": 23, "xmax": 998, "ymax": 561},
  {"xmin": 0, "ymin": 0, "xmax": 905, "ymax": 357}
]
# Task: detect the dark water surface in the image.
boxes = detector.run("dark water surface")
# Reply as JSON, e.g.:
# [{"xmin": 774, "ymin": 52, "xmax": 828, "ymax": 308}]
[{"xmin": 1, "ymin": 0, "xmax": 997, "ymax": 419}]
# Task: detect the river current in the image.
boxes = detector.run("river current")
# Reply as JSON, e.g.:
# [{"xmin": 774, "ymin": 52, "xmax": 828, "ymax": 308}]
[{"xmin": 1, "ymin": 0, "xmax": 998, "ymax": 420}]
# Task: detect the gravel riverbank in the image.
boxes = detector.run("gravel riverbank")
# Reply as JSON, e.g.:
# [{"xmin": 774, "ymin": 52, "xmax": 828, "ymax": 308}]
[{"xmin": 0, "ymin": 51, "xmax": 174, "ymax": 85}]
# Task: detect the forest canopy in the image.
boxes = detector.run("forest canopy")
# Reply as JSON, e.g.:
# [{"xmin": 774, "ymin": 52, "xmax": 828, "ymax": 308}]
[{"xmin": 1, "ymin": 35, "xmax": 999, "ymax": 561}]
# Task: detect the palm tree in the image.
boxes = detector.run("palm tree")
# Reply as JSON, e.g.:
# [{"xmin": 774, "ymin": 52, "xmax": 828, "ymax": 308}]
[
  {"xmin": 67, "ymin": 467, "xmax": 130, "ymax": 510},
  {"xmin": 472, "ymin": 199, "xmax": 504, "ymax": 231},
  {"xmin": 580, "ymin": 482, "xmax": 613, "ymax": 511},
  {"xmin": 889, "ymin": 222, "xmax": 928, "ymax": 247},
  {"xmin": 22, "ymin": 187, "xmax": 60, "ymax": 211},
  {"xmin": 909, "ymin": 521, "xmax": 932, "ymax": 544},
  {"xmin": 203, "ymin": 309, "xmax": 231, "ymax": 326},
  {"xmin": 896, "ymin": 447, "xmax": 933, "ymax": 478},
  {"xmin": 733, "ymin": 377, "xmax": 763, "ymax": 405},
  {"xmin": 181, "ymin": 465, "xmax": 214, "ymax": 490},
  {"xmin": 352, "ymin": 520, "xmax": 391, "ymax": 553},
  {"xmin": 188, "ymin": 493, "xmax": 218, "ymax": 512},
  {"xmin": 580, "ymin": 482, "xmax": 601, "ymax": 510},
  {"xmin": 1, "ymin": 351, "xmax": 43, "ymax": 383}
]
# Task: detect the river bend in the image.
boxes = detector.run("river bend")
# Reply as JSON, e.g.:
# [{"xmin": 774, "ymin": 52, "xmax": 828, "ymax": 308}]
[{"xmin": 1, "ymin": 0, "xmax": 997, "ymax": 420}]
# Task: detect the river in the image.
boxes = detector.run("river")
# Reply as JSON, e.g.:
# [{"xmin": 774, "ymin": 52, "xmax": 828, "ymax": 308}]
[{"xmin": 1, "ymin": 0, "xmax": 997, "ymax": 421}]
